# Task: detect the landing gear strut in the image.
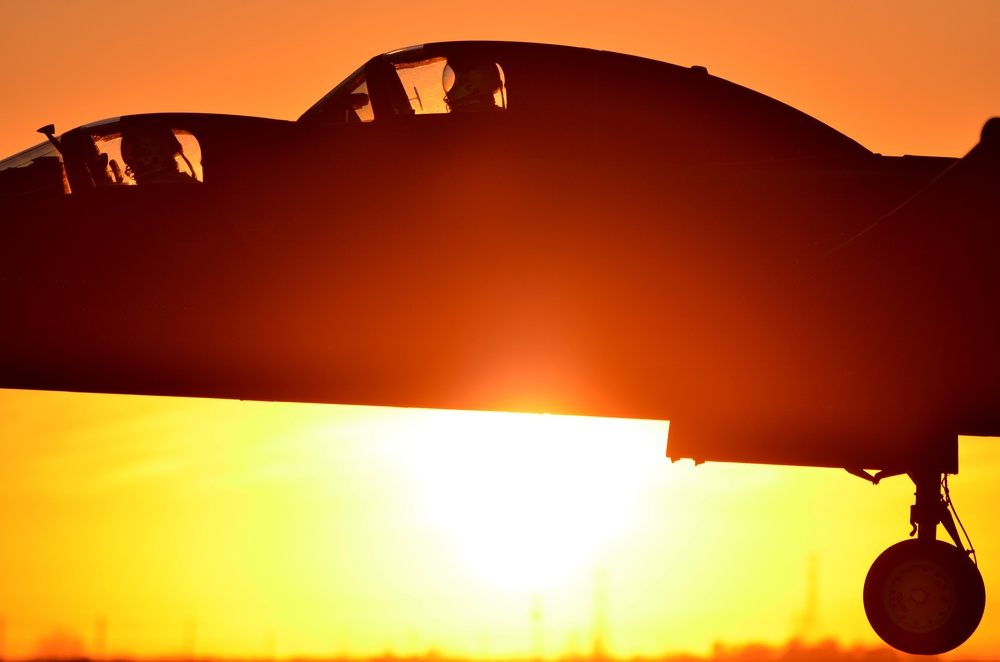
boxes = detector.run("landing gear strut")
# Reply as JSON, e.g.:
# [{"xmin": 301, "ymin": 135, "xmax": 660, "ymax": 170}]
[{"xmin": 860, "ymin": 471, "xmax": 985, "ymax": 654}]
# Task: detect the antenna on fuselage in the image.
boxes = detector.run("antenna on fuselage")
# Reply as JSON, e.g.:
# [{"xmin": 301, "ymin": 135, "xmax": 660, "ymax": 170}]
[{"xmin": 37, "ymin": 124, "xmax": 64, "ymax": 155}]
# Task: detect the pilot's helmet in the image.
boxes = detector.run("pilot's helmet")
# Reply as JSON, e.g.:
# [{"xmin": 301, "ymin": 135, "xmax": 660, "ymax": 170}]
[
  {"xmin": 120, "ymin": 127, "xmax": 183, "ymax": 181},
  {"xmin": 442, "ymin": 59, "xmax": 504, "ymax": 111}
]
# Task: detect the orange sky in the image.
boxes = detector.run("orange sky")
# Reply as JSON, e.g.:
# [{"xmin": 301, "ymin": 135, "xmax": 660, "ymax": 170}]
[{"xmin": 1, "ymin": 1, "xmax": 999, "ymax": 660}]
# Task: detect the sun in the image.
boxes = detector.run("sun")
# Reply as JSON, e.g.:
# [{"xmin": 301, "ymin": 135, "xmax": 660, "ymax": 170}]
[{"xmin": 395, "ymin": 410, "xmax": 667, "ymax": 591}]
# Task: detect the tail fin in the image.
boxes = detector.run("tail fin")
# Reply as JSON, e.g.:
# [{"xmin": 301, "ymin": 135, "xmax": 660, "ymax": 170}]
[{"xmin": 880, "ymin": 117, "xmax": 999, "ymax": 240}]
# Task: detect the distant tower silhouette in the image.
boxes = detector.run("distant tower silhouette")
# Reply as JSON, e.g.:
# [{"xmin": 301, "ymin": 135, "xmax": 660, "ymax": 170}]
[
  {"xmin": 566, "ymin": 629, "xmax": 581, "ymax": 660},
  {"xmin": 793, "ymin": 555, "xmax": 820, "ymax": 641},
  {"xmin": 405, "ymin": 630, "xmax": 418, "ymax": 657},
  {"xmin": 336, "ymin": 631, "xmax": 350, "ymax": 660},
  {"xmin": 531, "ymin": 592, "xmax": 544, "ymax": 659},
  {"xmin": 94, "ymin": 617, "xmax": 107, "ymax": 661},
  {"xmin": 478, "ymin": 630, "xmax": 492, "ymax": 659},
  {"xmin": 592, "ymin": 568, "xmax": 608, "ymax": 659},
  {"xmin": 183, "ymin": 619, "xmax": 197, "ymax": 661},
  {"xmin": 262, "ymin": 632, "xmax": 276, "ymax": 662}
]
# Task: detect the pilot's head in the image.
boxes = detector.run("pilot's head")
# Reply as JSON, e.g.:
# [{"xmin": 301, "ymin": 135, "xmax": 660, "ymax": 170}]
[
  {"xmin": 120, "ymin": 126, "xmax": 184, "ymax": 183},
  {"xmin": 442, "ymin": 58, "xmax": 504, "ymax": 112}
]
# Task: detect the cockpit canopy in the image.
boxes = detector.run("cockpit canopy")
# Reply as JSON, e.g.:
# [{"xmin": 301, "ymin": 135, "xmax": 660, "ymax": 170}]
[
  {"xmin": 2, "ymin": 41, "xmax": 870, "ymax": 198},
  {"xmin": 298, "ymin": 41, "xmax": 868, "ymax": 164},
  {"xmin": 298, "ymin": 44, "xmax": 510, "ymax": 124},
  {"xmin": 0, "ymin": 118, "xmax": 203, "ymax": 195},
  {"xmin": 0, "ymin": 140, "xmax": 68, "ymax": 195}
]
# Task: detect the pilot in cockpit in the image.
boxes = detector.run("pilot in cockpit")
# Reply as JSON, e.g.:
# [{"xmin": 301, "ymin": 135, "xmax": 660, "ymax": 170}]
[
  {"xmin": 120, "ymin": 126, "xmax": 199, "ymax": 185},
  {"xmin": 442, "ymin": 58, "xmax": 505, "ymax": 112}
]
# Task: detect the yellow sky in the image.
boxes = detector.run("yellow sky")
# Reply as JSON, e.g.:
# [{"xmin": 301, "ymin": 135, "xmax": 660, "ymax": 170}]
[
  {"xmin": 3, "ymin": 389, "xmax": 1000, "ymax": 659},
  {"xmin": 1, "ymin": 1, "xmax": 999, "ymax": 659}
]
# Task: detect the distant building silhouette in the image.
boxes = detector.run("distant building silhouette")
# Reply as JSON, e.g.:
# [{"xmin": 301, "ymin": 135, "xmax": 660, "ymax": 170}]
[
  {"xmin": 792, "ymin": 555, "xmax": 820, "ymax": 642},
  {"xmin": 592, "ymin": 568, "xmax": 608, "ymax": 659},
  {"xmin": 93, "ymin": 617, "xmax": 106, "ymax": 662},
  {"xmin": 531, "ymin": 593, "xmax": 544, "ymax": 660},
  {"xmin": 183, "ymin": 619, "xmax": 197, "ymax": 661}
]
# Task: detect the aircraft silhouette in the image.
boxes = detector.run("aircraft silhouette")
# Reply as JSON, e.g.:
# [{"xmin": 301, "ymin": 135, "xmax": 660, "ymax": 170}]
[{"xmin": 1, "ymin": 41, "xmax": 997, "ymax": 654}]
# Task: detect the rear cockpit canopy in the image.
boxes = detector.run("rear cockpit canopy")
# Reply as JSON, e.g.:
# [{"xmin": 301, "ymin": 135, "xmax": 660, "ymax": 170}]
[{"xmin": 298, "ymin": 40, "xmax": 869, "ymax": 164}]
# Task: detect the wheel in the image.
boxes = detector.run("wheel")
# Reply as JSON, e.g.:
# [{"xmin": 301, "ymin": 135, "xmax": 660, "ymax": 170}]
[{"xmin": 864, "ymin": 539, "xmax": 985, "ymax": 655}]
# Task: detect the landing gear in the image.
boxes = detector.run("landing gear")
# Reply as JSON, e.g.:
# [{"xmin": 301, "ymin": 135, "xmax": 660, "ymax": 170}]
[
  {"xmin": 864, "ymin": 538, "xmax": 984, "ymax": 654},
  {"xmin": 860, "ymin": 471, "xmax": 985, "ymax": 654}
]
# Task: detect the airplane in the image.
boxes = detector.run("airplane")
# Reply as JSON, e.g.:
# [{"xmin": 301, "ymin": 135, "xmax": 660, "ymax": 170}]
[{"xmin": 0, "ymin": 40, "xmax": 997, "ymax": 655}]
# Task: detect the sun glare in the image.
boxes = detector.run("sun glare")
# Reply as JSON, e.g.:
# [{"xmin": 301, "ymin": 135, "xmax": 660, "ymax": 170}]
[{"xmin": 393, "ymin": 412, "xmax": 667, "ymax": 591}]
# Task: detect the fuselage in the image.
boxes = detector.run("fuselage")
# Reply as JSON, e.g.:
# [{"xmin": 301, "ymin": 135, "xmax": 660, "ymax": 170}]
[{"xmin": 2, "ymin": 41, "xmax": 997, "ymax": 474}]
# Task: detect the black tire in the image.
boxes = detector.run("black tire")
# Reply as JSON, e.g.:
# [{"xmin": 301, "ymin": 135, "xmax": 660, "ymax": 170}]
[{"xmin": 864, "ymin": 538, "xmax": 985, "ymax": 655}]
